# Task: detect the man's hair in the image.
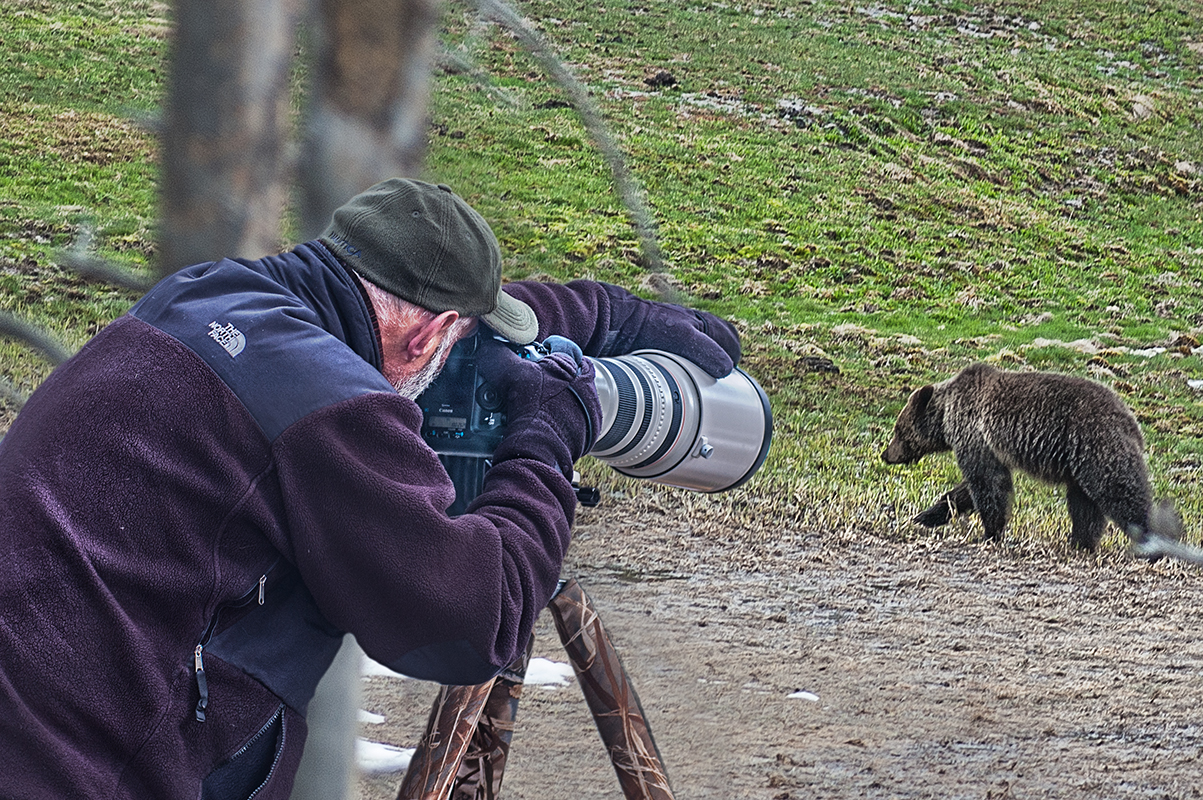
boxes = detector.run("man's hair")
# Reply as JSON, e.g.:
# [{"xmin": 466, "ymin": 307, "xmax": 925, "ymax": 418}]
[
  {"xmin": 359, "ymin": 273, "xmax": 476, "ymax": 340},
  {"xmin": 358, "ymin": 272, "xmax": 476, "ymax": 399}
]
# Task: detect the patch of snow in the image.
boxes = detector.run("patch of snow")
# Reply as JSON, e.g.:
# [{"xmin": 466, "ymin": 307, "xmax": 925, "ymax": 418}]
[
  {"xmin": 526, "ymin": 657, "xmax": 575, "ymax": 687},
  {"xmin": 359, "ymin": 709, "xmax": 386, "ymax": 725},
  {"xmin": 1031, "ymin": 337, "xmax": 1100, "ymax": 354},
  {"xmin": 1028, "ymin": 338, "xmax": 1176, "ymax": 359},
  {"xmin": 356, "ymin": 739, "xmax": 414, "ymax": 774},
  {"xmin": 788, "ymin": 690, "xmax": 820, "ymax": 702}
]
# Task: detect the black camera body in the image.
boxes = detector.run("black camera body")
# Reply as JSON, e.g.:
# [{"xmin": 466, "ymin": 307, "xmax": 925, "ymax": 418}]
[
  {"xmin": 418, "ymin": 332, "xmax": 508, "ymax": 459},
  {"xmin": 417, "ymin": 332, "xmax": 516, "ymax": 515},
  {"xmin": 419, "ymin": 330, "xmax": 774, "ymax": 517}
]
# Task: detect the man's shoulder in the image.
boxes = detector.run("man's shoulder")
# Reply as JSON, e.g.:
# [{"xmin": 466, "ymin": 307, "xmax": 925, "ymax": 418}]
[{"xmin": 128, "ymin": 258, "xmax": 393, "ymax": 441}]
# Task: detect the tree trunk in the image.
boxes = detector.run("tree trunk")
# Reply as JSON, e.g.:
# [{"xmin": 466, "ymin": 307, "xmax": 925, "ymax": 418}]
[
  {"xmin": 159, "ymin": 0, "xmax": 302, "ymax": 274},
  {"xmin": 291, "ymin": 3, "xmax": 446, "ymax": 798},
  {"xmin": 298, "ymin": 0, "xmax": 443, "ymax": 238}
]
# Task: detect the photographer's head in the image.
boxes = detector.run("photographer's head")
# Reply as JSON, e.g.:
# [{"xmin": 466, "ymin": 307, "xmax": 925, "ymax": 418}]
[
  {"xmin": 321, "ymin": 178, "xmax": 539, "ymax": 395},
  {"xmin": 358, "ymin": 277, "xmax": 476, "ymax": 398}
]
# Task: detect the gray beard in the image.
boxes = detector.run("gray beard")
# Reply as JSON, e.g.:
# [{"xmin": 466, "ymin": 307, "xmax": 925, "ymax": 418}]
[{"xmin": 392, "ymin": 331, "xmax": 458, "ymax": 400}]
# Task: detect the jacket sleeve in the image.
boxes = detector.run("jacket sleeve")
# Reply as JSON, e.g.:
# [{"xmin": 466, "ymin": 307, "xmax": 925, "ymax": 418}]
[
  {"xmin": 271, "ymin": 391, "xmax": 576, "ymax": 685},
  {"xmin": 501, "ymin": 280, "xmax": 622, "ymax": 358},
  {"xmin": 503, "ymin": 279, "xmax": 741, "ymax": 380}
]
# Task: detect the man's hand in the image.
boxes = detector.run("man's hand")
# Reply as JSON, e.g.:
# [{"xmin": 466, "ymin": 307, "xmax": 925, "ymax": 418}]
[
  {"xmin": 599, "ymin": 283, "xmax": 740, "ymax": 378},
  {"xmin": 477, "ymin": 337, "xmax": 601, "ymax": 471}
]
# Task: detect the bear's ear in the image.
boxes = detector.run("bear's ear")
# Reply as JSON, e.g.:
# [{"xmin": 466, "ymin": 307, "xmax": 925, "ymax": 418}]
[{"xmin": 912, "ymin": 384, "xmax": 934, "ymax": 412}]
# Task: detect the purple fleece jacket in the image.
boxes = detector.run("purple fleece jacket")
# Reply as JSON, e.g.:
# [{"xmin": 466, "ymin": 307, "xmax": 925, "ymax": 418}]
[{"xmin": 0, "ymin": 242, "xmax": 622, "ymax": 799}]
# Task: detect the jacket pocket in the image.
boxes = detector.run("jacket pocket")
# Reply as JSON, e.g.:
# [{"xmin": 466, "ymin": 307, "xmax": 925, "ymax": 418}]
[
  {"xmin": 200, "ymin": 704, "xmax": 286, "ymax": 800},
  {"xmin": 194, "ymin": 562, "xmax": 281, "ymax": 722},
  {"xmin": 205, "ymin": 565, "xmax": 345, "ymax": 716}
]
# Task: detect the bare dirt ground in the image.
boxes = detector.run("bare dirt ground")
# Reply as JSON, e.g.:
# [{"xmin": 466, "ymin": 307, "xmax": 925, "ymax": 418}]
[{"xmin": 358, "ymin": 493, "xmax": 1203, "ymax": 800}]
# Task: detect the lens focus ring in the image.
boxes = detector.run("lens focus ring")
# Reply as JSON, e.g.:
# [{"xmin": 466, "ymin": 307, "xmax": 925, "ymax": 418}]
[{"xmin": 592, "ymin": 360, "xmax": 638, "ymax": 452}]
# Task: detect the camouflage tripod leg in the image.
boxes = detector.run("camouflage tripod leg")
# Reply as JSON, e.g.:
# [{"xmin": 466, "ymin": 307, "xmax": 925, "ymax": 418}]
[
  {"xmin": 395, "ymin": 637, "xmax": 533, "ymax": 800},
  {"xmin": 397, "ymin": 578, "xmax": 674, "ymax": 800},
  {"xmin": 394, "ymin": 679, "xmax": 495, "ymax": 800},
  {"xmin": 548, "ymin": 578, "xmax": 676, "ymax": 800},
  {"xmin": 447, "ymin": 636, "xmax": 534, "ymax": 799}
]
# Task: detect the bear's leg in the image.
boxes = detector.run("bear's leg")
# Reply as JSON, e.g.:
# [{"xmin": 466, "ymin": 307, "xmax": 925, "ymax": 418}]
[
  {"xmin": 914, "ymin": 481, "xmax": 976, "ymax": 527},
  {"xmin": 962, "ymin": 455, "xmax": 1013, "ymax": 542},
  {"xmin": 1066, "ymin": 481, "xmax": 1107, "ymax": 551},
  {"xmin": 1074, "ymin": 448, "xmax": 1152, "ymax": 545}
]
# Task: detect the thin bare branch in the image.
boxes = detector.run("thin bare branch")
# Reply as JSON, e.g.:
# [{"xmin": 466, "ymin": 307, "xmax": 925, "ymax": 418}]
[
  {"xmin": 473, "ymin": 0, "xmax": 669, "ymax": 288},
  {"xmin": 0, "ymin": 375, "xmax": 28, "ymax": 409},
  {"xmin": 1134, "ymin": 536, "xmax": 1203, "ymax": 566},
  {"xmin": 0, "ymin": 311, "xmax": 72, "ymax": 366},
  {"xmin": 57, "ymin": 250, "xmax": 155, "ymax": 294}
]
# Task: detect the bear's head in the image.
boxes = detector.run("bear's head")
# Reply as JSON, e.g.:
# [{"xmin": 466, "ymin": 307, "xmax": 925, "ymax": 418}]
[{"xmin": 882, "ymin": 384, "xmax": 948, "ymax": 464}]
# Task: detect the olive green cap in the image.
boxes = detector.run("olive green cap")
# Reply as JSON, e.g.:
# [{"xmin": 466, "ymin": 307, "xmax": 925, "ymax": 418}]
[{"xmin": 321, "ymin": 178, "xmax": 537, "ymax": 344}]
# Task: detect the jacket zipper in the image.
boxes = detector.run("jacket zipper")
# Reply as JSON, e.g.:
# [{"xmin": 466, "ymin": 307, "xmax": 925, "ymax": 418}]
[
  {"xmin": 241, "ymin": 705, "xmax": 287, "ymax": 799},
  {"xmin": 194, "ymin": 644, "xmax": 209, "ymax": 721},
  {"xmin": 194, "ymin": 565, "xmax": 276, "ymax": 723}
]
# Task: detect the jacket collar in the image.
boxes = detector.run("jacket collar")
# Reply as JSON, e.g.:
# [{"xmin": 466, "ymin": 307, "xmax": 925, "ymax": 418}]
[{"xmin": 248, "ymin": 241, "xmax": 384, "ymax": 372}]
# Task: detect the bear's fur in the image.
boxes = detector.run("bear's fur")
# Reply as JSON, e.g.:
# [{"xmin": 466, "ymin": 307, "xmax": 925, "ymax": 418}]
[{"xmin": 882, "ymin": 362, "xmax": 1164, "ymax": 550}]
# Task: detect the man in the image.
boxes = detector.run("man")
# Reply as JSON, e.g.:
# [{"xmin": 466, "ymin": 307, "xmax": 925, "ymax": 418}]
[{"xmin": 0, "ymin": 179, "xmax": 740, "ymax": 799}]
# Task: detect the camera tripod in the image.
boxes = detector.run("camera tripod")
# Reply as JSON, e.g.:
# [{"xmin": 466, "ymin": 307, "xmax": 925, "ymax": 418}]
[{"xmin": 394, "ymin": 578, "xmax": 676, "ymax": 800}]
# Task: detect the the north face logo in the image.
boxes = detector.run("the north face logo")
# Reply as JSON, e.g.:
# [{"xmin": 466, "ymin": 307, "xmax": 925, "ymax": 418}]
[{"xmin": 207, "ymin": 321, "xmax": 246, "ymax": 357}]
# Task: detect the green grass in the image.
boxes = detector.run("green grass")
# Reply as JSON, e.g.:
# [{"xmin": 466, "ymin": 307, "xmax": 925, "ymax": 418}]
[
  {"xmin": 0, "ymin": 1, "xmax": 164, "ymax": 398},
  {"xmin": 3, "ymin": 0, "xmax": 1203, "ymax": 552}
]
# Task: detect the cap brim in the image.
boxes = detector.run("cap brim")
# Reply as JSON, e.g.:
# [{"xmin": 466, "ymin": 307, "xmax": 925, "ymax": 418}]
[{"xmin": 481, "ymin": 291, "xmax": 539, "ymax": 344}]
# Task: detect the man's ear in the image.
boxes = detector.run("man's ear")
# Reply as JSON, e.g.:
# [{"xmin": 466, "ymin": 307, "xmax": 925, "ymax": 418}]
[{"xmin": 405, "ymin": 310, "xmax": 460, "ymax": 361}]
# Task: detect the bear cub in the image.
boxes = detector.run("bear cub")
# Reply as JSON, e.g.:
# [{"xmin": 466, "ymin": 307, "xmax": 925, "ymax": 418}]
[{"xmin": 883, "ymin": 362, "xmax": 1168, "ymax": 550}]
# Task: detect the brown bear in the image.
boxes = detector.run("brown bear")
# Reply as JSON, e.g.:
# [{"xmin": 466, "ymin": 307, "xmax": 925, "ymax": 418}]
[{"xmin": 882, "ymin": 362, "xmax": 1170, "ymax": 550}]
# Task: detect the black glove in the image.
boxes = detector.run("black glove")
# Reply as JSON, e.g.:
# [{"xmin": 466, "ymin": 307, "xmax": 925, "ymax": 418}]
[
  {"xmin": 477, "ymin": 337, "xmax": 601, "ymax": 477},
  {"xmin": 599, "ymin": 283, "xmax": 741, "ymax": 378}
]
